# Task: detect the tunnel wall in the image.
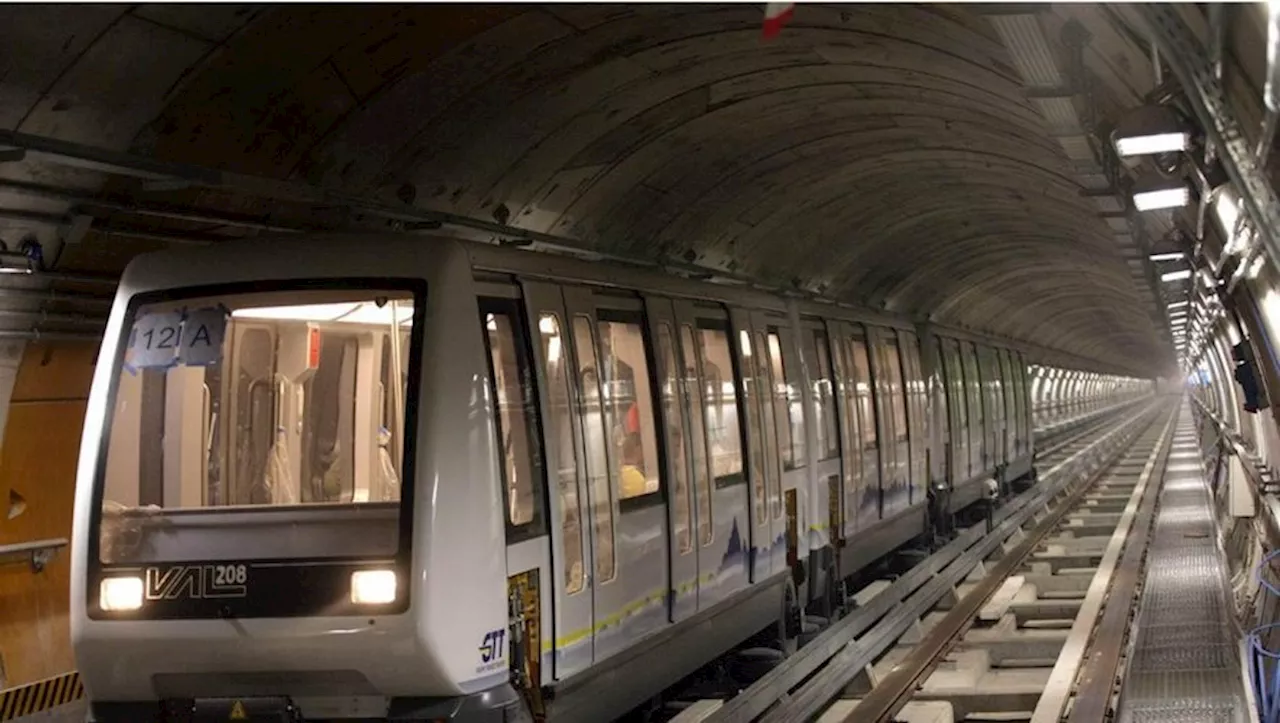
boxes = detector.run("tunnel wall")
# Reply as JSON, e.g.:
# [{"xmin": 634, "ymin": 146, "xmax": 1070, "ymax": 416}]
[{"xmin": 0, "ymin": 341, "xmax": 96, "ymax": 688}]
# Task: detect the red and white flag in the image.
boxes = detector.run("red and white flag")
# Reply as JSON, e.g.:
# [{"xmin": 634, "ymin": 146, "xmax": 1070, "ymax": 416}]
[{"xmin": 762, "ymin": 2, "xmax": 795, "ymax": 40}]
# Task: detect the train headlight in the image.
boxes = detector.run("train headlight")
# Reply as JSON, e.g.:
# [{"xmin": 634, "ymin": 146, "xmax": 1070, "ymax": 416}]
[
  {"xmin": 100, "ymin": 576, "xmax": 143, "ymax": 611},
  {"xmin": 351, "ymin": 569, "xmax": 397, "ymax": 605}
]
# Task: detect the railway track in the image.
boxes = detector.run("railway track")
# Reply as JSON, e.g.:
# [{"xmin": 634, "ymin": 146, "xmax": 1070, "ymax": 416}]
[{"xmin": 654, "ymin": 398, "xmax": 1173, "ymax": 723}]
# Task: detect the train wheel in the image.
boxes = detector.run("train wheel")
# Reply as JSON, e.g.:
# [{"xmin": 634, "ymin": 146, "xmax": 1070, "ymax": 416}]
[{"xmin": 777, "ymin": 576, "xmax": 802, "ymax": 656}]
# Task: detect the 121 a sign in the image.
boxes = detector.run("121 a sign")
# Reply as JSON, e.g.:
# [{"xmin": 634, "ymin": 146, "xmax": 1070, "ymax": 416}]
[{"xmin": 124, "ymin": 307, "xmax": 227, "ymax": 372}]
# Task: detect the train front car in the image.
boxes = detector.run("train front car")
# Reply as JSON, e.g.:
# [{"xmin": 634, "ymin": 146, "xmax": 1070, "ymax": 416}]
[{"xmin": 70, "ymin": 235, "xmax": 517, "ymax": 722}]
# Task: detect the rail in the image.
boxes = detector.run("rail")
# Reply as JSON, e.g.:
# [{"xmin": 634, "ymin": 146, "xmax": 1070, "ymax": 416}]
[
  {"xmin": 0, "ymin": 538, "xmax": 67, "ymax": 573},
  {"xmin": 695, "ymin": 398, "xmax": 1162, "ymax": 723},
  {"xmin": 845, "ymin": 403, "xmax": 1173, "ymax": 723}
]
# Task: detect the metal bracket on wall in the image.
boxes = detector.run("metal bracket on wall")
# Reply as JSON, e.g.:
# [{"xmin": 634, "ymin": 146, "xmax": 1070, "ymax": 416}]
[
  {"xmin": 1137, "ymin": 5, "xmax": 1280, "ymax": 275},
  {"xmin": 0, "ymin": 538, "xmax": 68, "ymax": 573}
]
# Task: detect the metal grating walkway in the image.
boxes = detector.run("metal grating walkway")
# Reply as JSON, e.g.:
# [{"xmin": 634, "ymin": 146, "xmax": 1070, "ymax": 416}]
[{"xmin": 1117, "ymin": 402, "xmax": 1248, "ymax": 723}]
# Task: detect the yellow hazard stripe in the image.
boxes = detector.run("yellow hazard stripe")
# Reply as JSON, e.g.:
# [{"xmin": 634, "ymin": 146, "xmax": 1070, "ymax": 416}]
[{"xmin": 0, "ymin": 671, "xmax": 84, "ymax": 721}]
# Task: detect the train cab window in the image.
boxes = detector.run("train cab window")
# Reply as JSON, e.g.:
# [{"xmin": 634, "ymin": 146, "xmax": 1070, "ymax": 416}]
[
  {"xmin": 697, "ymin": 320, "xmax": 745, "ymax": 487},
  {"xmin": 571, "ymin": 316, "xmax": 616, "ymax": 583},
  {"xmin": 538, "ymin": 313, "xmax": 585, "ymax": 595},
  {"xmin": 767, "ymin": 328, "xmax": 806, "ymax": 469},
  {"xmin": 811, "ymin": 329, "xmax": 839, "ymax": 461},
  {"xmin": 98, "ymin": 287, "xmax": 418, "ymax": 566},
  {"xmin": 596, "ymin": 310, "xmax": 662, "ymax": 506},
  {"xmin": 655, "ymin": 323, "xmax": 693, "ymax": 554},
  {"xmin": 480, "ymin": 301, "xmax": 546, "ymax": 536}
]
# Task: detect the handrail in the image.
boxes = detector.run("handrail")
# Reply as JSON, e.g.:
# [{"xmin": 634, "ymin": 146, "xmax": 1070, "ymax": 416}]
[
  {"xmin": 1190, "ymin": 396, "xmax": 1269, "ymax": 491},
  {"xmin": 0, "ymin": 538, "xmax": 68, "ymax": 572}
]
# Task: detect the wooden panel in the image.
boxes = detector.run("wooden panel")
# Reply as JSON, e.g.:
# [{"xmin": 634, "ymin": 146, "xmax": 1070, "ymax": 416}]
[
  {"xmin": 11, "ymin": 342, "xmax": 98, "ymax": 403},
  {"xmin": 0, "ymin": 339, "xmax": 96, "ymax": 687},
  {"xmin": 0, "ymin": 400, "xmax": 88, "ymax": 686}
]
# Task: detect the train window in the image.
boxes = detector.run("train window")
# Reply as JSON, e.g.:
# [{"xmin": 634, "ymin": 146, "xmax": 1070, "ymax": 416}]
[
  {"xmin": 999, "ymin": 349, "xmax": 1017, "ymax": 457},
  {"xmin": 767, "ymin": 328, "xmax": 806, "ymax": 469},
  {"xmin": 811, "ymin": 329, "xmax": 839, "ymax": 460},
  {"xmin": 681, "ymin": 324, "xmax": 714, "ymax": 545},
  {"xmin": 882, "ymin": 338, "xmax": 908, "ymax": 443},
  {"xmin": 899, "ymin": 332, "xmax": 926, "ymax": 489},
  {"xmin": 697, "ymin": 320, "xmax": 745, "ymax": 487},
  {"xmin": 595, "ymin": 309, "xmax": 662, "ymax": 507},
  {"xmin": 538, "ymin": 313, "xmax": 585, "ymax": 595},
  {"xmin": 942, "ymin": 338, "xmax": 968, "ymax": 479},
  {"xmin": 757, "ymin": 330, "xmax": 783, "ymax": 520},
  {"xmin": 98, "ymin": 287, "xmax": 417, "ymax": 565},
  {"xmin": 737, "ymin": 328, "xmax": 768, "ymax": 525},
  {"xmin": 849, "ymin": 335, "xmax": 877, "ymax": 451},
  {"xmin": 571, "ymin": 315, "xmax": 616, "ymax": 583},
  {"xmin": 961, "ymin": 342, "xmax": 983, "ymax": 470},
  {"xmin": 481, "ymin": 301, "xmax": 546, "ymax": 537},
  {"xmin": 656, "ymin": 323, "xmax": 693, "ymax": 554}
]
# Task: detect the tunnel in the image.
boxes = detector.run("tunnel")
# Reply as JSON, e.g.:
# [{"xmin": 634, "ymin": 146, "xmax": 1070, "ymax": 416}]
[{"xmin": 0, "ymin": 3, "xmax": 1278, "ymax": 723}]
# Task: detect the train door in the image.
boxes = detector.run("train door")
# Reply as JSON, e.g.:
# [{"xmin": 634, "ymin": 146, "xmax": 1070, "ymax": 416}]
[
  {"xmin": 941, "ymin": 338, "xmax": 970, "ymax": 482},
  {"xmin": 644, "ymin": 295, "xmax": 699, "ymax": 622},
  {"xmin": 564, "ymin": 287, "xmax": 670, "ymax": 661},
  {"xmin": 824, "ymin": 320, "xmax": 859, "ymax": 540},
  {"xmin": 898, "ymin": 332, "xmax": 927, "ymax": 508},
  {"xmin": 961, "ymin": 342, "xmax": 985, "ymax": 475},
  {"xmin": 998, "ymin": 350, "xmax": 1017, "ymax": 464},
  {"xmin": 729, "ymin": 307, "xmax": 775, "ymax": 582},
  {"xmin": 806, "ymin": 323, "xmax": 843, "ymax": 554},
  {"xmin": 869, "ymin": 328, "xmax": 909, "ymax": 518},
  {"xmin": 846, "ymin": 326, "xmax": 880, "ymax": 530},
  {"xmin": 521, "ymin": 281, "xmax": 595, "ymax": 678},
  {"xmin": 679, "ymin": 307, "xmax": 749, "ymax": 607},
  {"xmin": 981, "ymin": 347, "xmax": 1005, "ymax": 468},
  {"xmin": 751, "ymin": 310, "xmax": 790, "ymax": 577},
  {"xmin": 762, "ymin": 319, "xmax": 808, "ymax": 581}
]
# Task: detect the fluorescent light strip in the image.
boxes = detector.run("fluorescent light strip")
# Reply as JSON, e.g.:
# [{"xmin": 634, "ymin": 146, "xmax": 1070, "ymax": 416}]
[
  {"xmin": 1161, "ymin": 269, "xmax": 1193, "ymax": 282},
  {"xmin": 1149, "ymin": 252, "xmax": 1185, "ymax": 262},
  {"xmin": 1116, "ymin": 132, "xmax": 1189, "ymax": 156},
  {"xmin": 1135, "ymin": 186, "xmax": 1190, "ymax": 211}
]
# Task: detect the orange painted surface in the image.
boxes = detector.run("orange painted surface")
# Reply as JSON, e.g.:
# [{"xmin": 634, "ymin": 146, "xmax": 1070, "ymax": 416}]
[{"xmin": 0, "ymin": 342, "xmax": 97, "ymax": 687}]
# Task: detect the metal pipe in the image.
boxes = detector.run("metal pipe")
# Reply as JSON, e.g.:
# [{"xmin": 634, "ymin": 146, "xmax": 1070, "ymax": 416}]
[
  {"xmin": 0, "ymin": 178, "xmax": 297, "ymax": 234},
  {"xmin": 0, "ymin": 287, "xmax": 112, "ymax": 306},
  {"xmin": 0, "ymin": 308, "xmax": 105, "ymax": 325},
  {"xmin": 0, "ymin": 329, "xmax": 101, "ymax": 341}
]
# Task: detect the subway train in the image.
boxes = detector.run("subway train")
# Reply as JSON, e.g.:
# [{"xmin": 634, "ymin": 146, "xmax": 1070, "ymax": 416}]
[{"xmin": 69, "ymin": 233, "xmax": 1144, "ymax": 723}]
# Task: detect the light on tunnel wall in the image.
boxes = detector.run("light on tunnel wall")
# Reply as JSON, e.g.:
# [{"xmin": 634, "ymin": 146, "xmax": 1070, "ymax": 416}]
[
  {"xmin": 1161, "ymin": 269, "xmax": 1193, "ymax": 282},
  {"xmin": 1149, "ymin": 252, "xmax": 1186, "ymax": 262},
  {"xmin": 1112, "ymin": 105, "xmax": 1190, "ymax": 157},
  {"xmin": 0, "ymin": 250, "xmax": 32, "ymax": 275},
  {"xmin": 1134, "ymin": 184, "xmax": 1191, "ymax": 212},
  {"xmin": 1168, "ymin": 300, "xmax": 1189, "ymax": 309}
]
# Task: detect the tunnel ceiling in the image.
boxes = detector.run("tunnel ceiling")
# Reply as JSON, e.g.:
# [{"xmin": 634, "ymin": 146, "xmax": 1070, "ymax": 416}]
[{"xmin": 0, "ymin": 3, "xmax": 1181, "ymax": 377}]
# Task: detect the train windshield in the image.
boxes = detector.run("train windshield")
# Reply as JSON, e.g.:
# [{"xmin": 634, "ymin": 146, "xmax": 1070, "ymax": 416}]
[{"xmin": 95, "ymin": 286, "xmax": 418, "ymax": 566}]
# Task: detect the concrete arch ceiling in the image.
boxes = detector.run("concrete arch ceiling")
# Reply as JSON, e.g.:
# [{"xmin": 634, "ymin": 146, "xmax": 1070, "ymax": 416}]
[{"xmin": 0, "ymin": 3, "xmax": 1164, "ymax": 375}]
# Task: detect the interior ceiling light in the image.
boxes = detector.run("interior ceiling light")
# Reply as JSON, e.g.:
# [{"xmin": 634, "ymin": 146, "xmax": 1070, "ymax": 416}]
[
  {"xmin": 1113, "ymin": 104, "xmax": 1190, "ymax": 157},
  {"xmin": 1161, "ymin": 269, "xmax": 1193, "ymax": 282},
  {"xmin": 1168, "ymin": 300, "xmax": 1189, "ymax": 308},
  {"xmin": 1149, "ymin": 252, "xmax": 1186, "ymax": 262}
]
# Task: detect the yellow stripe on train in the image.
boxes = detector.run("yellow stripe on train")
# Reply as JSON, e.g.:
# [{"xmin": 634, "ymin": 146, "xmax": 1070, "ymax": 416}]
[{"xmin": 0, "ymin": 671, "xmax": 84, "ymax": 722}]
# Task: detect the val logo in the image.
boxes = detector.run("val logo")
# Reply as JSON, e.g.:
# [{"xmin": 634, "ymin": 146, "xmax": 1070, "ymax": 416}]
[{"xmin": 229, "ymin": 700, "xmax": 247, "ymax": 720}]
